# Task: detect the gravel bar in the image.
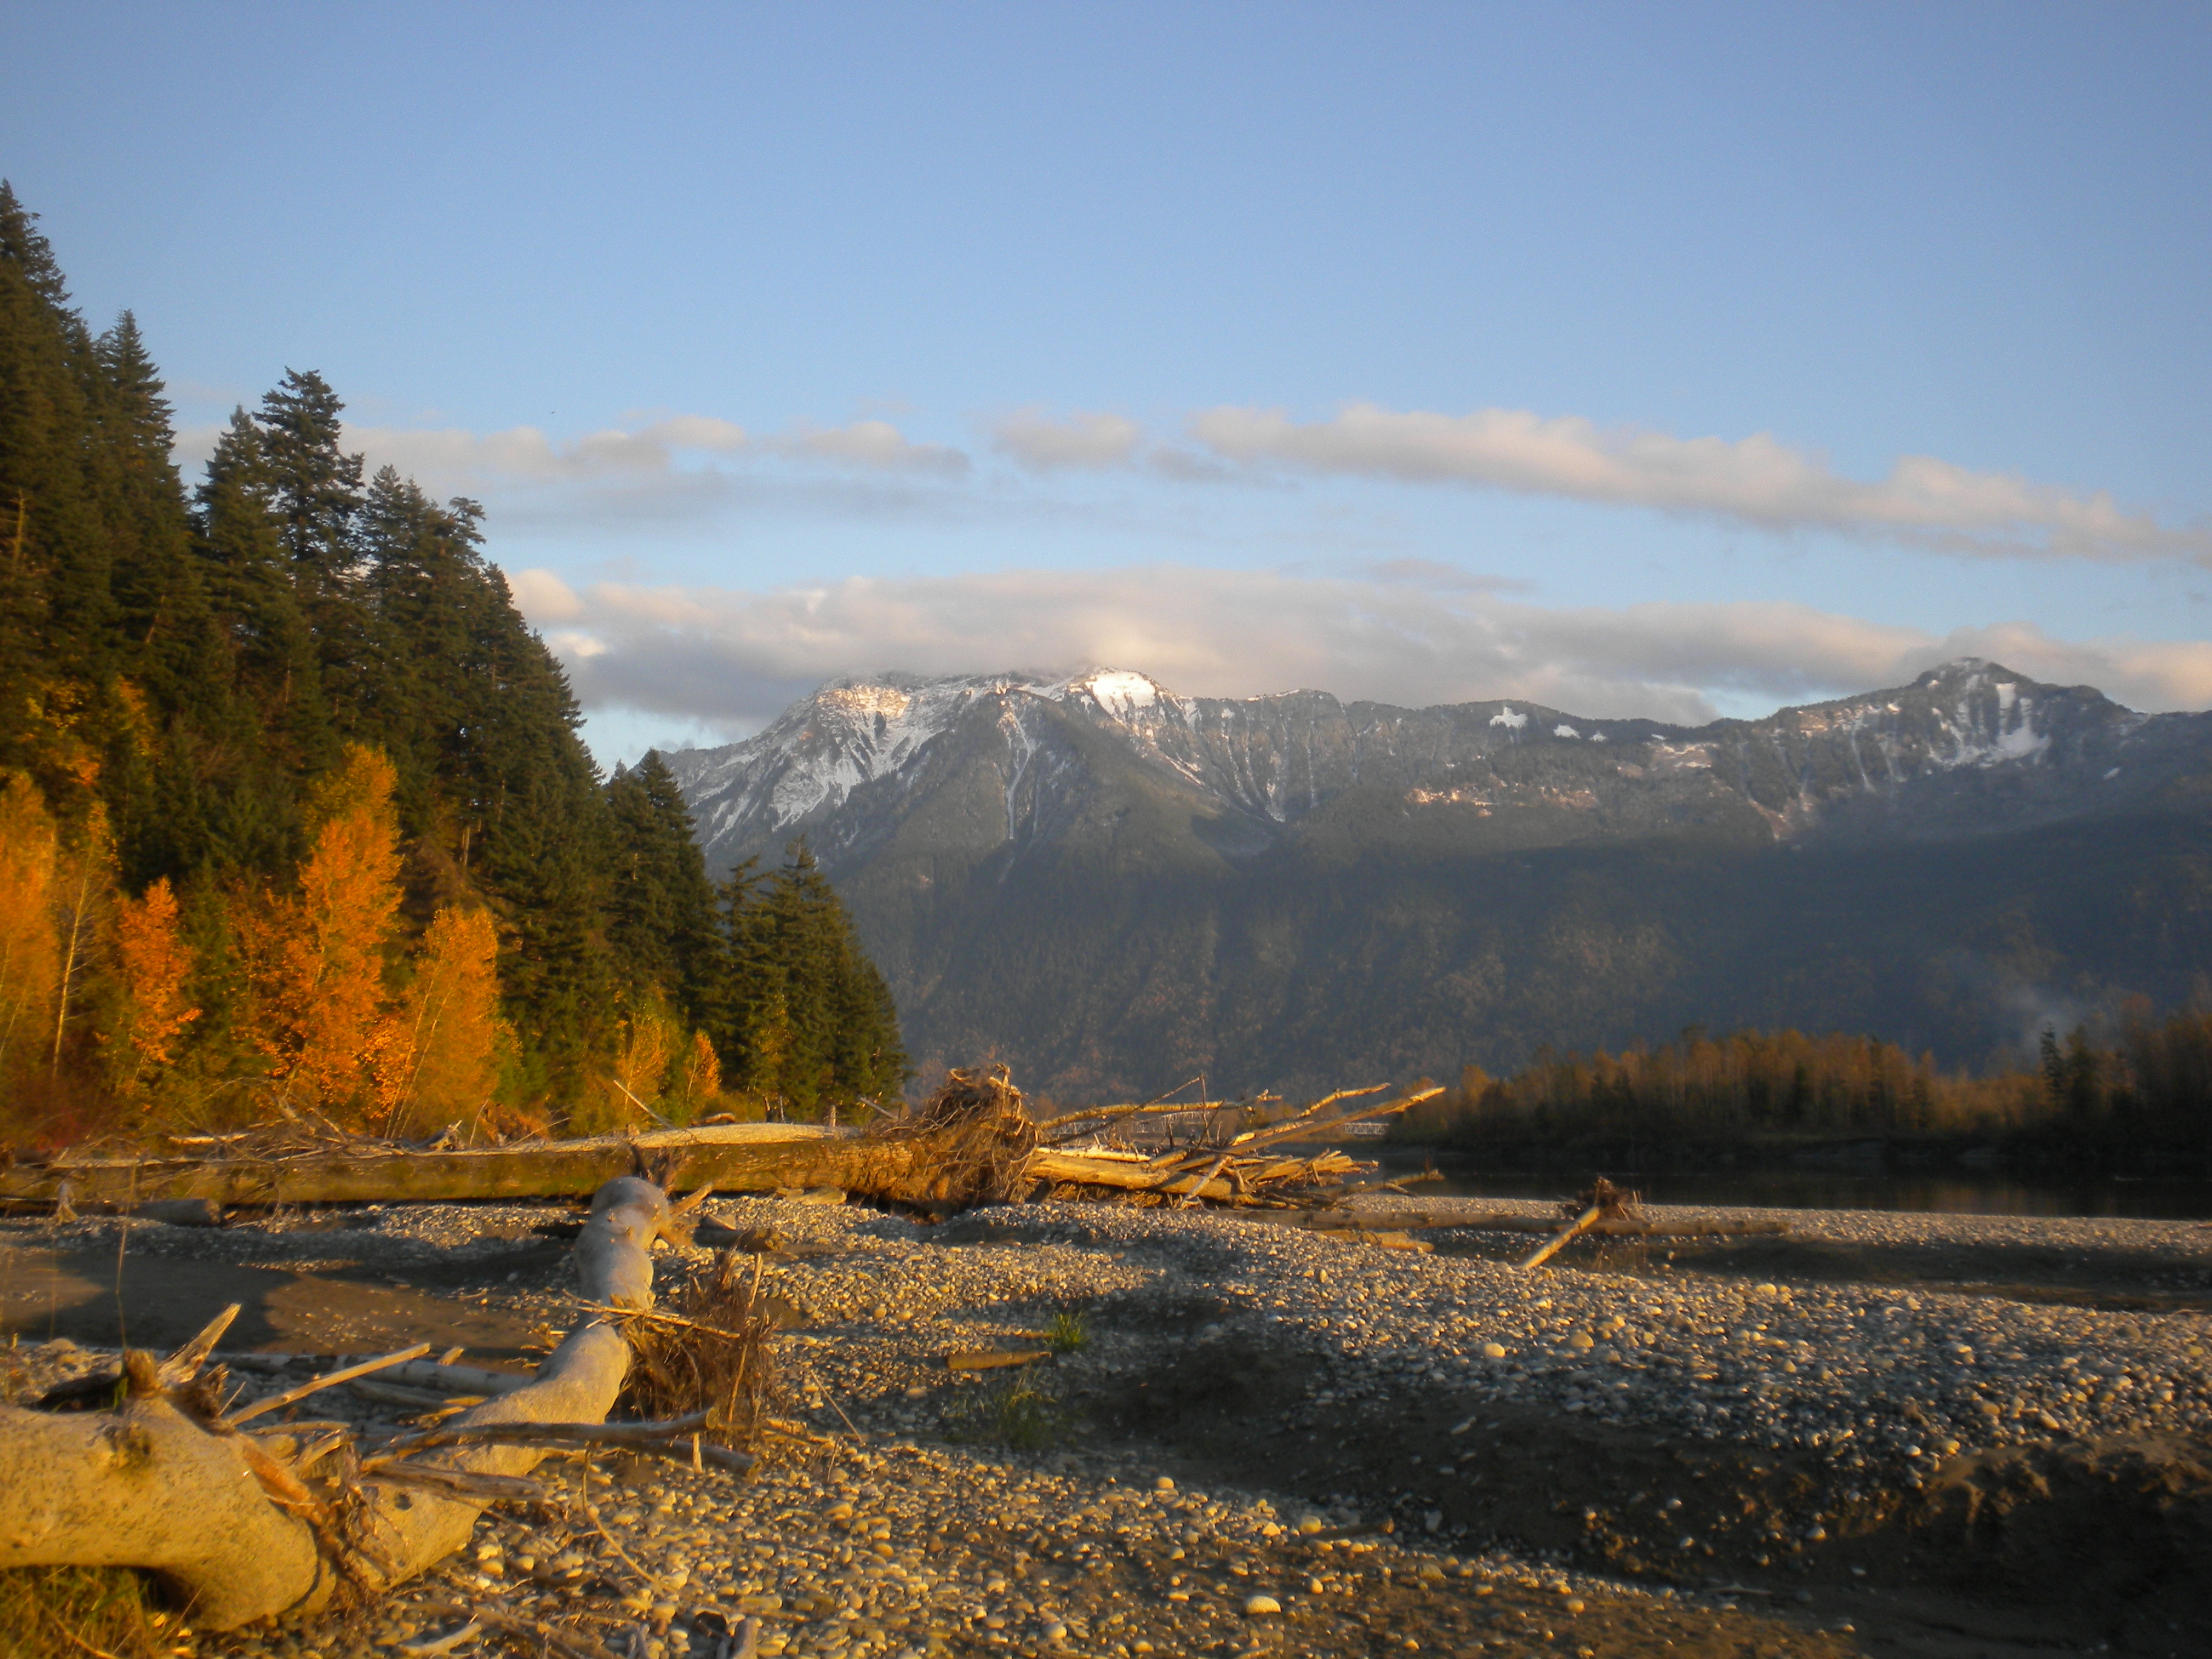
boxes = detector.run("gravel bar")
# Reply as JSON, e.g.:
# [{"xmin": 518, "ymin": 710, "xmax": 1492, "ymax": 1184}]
[{"xmin": 7, "ymin": 1191, "xmax": 2210, "ymax": 1658}]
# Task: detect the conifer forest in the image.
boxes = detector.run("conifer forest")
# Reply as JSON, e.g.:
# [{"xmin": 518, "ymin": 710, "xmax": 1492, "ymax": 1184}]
[{"xmin": 0, "ymin": 184, "xmax": 907, "ymax": 1147}]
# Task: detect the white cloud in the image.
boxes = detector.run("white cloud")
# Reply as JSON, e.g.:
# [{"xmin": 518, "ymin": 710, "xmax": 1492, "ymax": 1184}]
[
  {"xmin": 502, "ymin": 561, "xmax": 2212, "ymax": 737},
  {"xmin": 316, "ymin": 414, "xmax": 967, "ymax": 494},
  {"xmin": 335, "ymin": 418, "xmax": 745, "ymax": 489},
  {"xmin": 775, "ymin": 420, "xmax": 969, "ymax": 475},
  {"xmin": 991, "ymin": 408, "xmax": 1146, "ymax": 470},
  {"xmin": 173, "ymin": 398, "xmax": 2203, "ymax": 571},
  {"xmin": 1185, "ymin": 403, "xmax": 2210, "ymax": 563}
]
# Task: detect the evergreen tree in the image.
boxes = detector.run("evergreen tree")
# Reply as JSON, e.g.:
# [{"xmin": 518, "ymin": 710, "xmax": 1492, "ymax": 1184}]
[
  {"xmin": 255, "ymin": 369, "xmax": 375, "ymax": 722},
  {"xmin": 89, "ymin": 313, "xmax": 209, "ymax": 680},
  {"xmin": 256, "ymin": 367, "xmax": 363, "ymax": 587},
  {"xmin": 714, "ymin": 841, "xmax": 906, "ymax": 1113},
  {"xmin": 606, "ymin": 751, "xmax": 719, "ymax": 1018},
  {"xmin": 0, "ymin": 180, "xmax": 111, "ymax": 771}
]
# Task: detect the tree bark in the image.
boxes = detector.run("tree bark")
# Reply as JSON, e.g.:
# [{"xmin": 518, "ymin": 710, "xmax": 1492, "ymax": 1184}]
[{"xmin": 0, "ymin": 1175, "xmax": 672, "ymax": 1629}]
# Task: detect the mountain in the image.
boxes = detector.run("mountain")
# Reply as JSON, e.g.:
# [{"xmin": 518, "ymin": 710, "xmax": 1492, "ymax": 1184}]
[{"xmin": 663, "ymin": 662, "xmax": 2212, "ymax": 1101}]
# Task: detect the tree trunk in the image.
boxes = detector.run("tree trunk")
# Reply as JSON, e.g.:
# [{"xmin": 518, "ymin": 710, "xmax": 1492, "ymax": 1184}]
[
  {"xmin": 0, "ymin": 1175, "xmax": 672, "ymax": 1629},
  {"xmin": 3, "ymin": 1121, "xmax": 1038, "ymax": 1211},
  {"xmin": 3, "ymin": 1125, "xmax": 832, "ymax": 1208}
]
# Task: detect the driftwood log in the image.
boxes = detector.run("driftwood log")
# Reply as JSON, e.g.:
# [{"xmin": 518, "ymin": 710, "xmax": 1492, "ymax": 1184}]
[
  {"xmin": 1245, "ymin": 1208, "xmax": 1791, "ymax": 1238},
  {"xmin": 1, "ymin": 1125, "xmax": 832, "ymax": 1210},
  {"xmin": 0, "ymin": 1175, "xmax": 677, "ymax": 1629},
  {"xmin": 4, "ymin": 1085, "xmax": 1443, "ymax": 1215}
]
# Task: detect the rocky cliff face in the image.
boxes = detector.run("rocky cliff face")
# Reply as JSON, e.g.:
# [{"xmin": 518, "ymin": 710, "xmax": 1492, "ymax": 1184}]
[{"xmin": 663, "ymin": 662, "xmax": 2212, "ymax": 1099}]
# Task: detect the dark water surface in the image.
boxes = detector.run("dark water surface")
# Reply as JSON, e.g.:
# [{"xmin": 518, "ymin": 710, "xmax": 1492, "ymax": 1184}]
[{"xmin": 1386, "ymin": 1158, "xmax": 2212, "ymax": 1219}]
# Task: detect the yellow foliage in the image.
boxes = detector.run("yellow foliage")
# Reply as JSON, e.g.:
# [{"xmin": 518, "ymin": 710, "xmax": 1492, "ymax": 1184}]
[
  {"xmin": 0, "ymin": 774, "xmax": 59, "ymax": 1081},
  {"xmin": 677, "ymin": 1029, "xmax": 721, "ymax": 1117},
  {"xmin": 610, "ymin": 999, "xmax": 681, "ymax": 1125},
  {"xmin": 241, "ymin": 745, "xmax": 406, "ymax": 1119},
  {"xmin": 400, "ymin": 905, "xmax": 501, "ymax": 1134},
  {"xmin": 47, "ymin": 803, "xmax": 113, "ymax": 1075},
  {"xmin": 113, "ymin": 876, "xmax": 199, "ymax": 1085}
]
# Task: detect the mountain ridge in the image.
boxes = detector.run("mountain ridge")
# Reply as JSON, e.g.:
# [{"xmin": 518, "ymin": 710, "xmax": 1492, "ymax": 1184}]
[{"xmin": 663, "ymin": 661, "xmax": 2212, "ymax": 1099}]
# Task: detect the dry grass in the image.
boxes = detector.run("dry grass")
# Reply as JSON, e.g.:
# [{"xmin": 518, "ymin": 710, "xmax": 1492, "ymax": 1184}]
[
  {"xmin": 616, "ymin": 1248, "xmax": 778, "ymax": 1450},
  {"xmin": 0, "ymin": 1566, "xmax": 166, "ymax": 1659}
]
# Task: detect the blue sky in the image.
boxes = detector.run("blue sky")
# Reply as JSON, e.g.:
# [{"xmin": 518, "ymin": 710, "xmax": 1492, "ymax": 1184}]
[{"xmin": 8, "ymin": 2, "xmax": 2210, "ymax": 762}]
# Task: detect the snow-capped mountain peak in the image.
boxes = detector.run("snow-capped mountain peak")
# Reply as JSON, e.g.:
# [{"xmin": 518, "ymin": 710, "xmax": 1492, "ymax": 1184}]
[{"xmin": 660, "ymin": 660, "xmax": 2190, "ymax": 875}]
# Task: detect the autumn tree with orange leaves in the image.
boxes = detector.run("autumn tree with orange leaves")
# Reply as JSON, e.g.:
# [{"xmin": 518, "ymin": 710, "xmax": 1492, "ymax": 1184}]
[
  {"xmin": 397, "ymin": 904, "xmax": 502, "ymax": 1136},
  {"xmin": 112, "ymin": 876, "xmax": 199, "ymax": 1098},
  {"xmin": 0, "ymin": 775, "xmax": 60, "ymax": 1094},
  {"xmin": 238, "ymin": 744, "xmax": 407, "ymax": 1121}
]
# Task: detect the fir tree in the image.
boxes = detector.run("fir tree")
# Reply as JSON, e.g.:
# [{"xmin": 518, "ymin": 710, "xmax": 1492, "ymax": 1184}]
[{"xmin": 606, "ymin": 751, "xmax": 719, "ymax": 1019}]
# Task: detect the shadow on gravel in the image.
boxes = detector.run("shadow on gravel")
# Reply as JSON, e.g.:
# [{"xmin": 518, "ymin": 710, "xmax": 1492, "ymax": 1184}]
[{"xmin": 1071, "ymin": 1317, "xmax": 2212, "ymax": 1657}]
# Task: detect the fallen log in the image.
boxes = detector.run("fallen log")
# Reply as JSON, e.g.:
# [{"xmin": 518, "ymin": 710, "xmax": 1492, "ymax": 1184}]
[
  {"xmin": 3, "ymin": 1074, "xmax": 1444, "ymax": 1218},
  {"xmin": 1242, "ymin": 1208, "xmax": 1791, "ymax": 1237},
  {"xmin": 0, "ymin": 1173, "xmax": 680, "ymax": 1629},
  {"xmin": 1028, "ymin": 1149, "xmax": 1236, "ymax": 1202},
  {"xmin": 1, "ymin": 1124, "xmax": 831, "ymax": 1209}
]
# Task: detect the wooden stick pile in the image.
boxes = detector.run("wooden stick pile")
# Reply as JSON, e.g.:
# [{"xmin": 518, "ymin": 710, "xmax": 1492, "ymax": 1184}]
[{"xmin": 1027, "ymin": 1082, "xmax": 1443, "ymax": 1207}]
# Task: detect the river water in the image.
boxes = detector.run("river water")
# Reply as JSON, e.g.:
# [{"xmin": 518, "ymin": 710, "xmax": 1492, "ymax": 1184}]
[{"xmin": 1386, "ymin": 1159, "xmax": 2212, "ymax": 1220}]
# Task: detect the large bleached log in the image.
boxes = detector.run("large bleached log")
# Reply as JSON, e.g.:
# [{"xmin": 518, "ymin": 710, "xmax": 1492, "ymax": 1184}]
[
  {"xmin": 0, "ymin": 1175, "xmax": 672, "ymax": 1629},
  {"xmin": 2, "ymin": 1123, "xmax": 851, "ymax": 1208},
  {"xmin": 0, "ymin": 1393, "xmax": 329, "ymax": 1629}
]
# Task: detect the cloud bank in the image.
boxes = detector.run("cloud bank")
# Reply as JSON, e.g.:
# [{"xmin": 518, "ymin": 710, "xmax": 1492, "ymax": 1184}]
[
  {"xmin": 169, "ymin": 400, "xmax": 2205, "ymax": 569},
  {"xmin": 504, "ymin": 562, "xmax": 2212, "ymax": 740},
  {"xmin": 1187, "ymin": 403, "xmax": 2209, "ymax": 562},
  {"xmin": 991, "ymin": 407, "xmax": 1146, "ymax": 470},
  {"xmin": 334, "ymin": 415, "xmax": 963, "ymax": 491}
]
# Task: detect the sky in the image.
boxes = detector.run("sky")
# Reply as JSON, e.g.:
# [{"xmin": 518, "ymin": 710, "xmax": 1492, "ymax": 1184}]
[{"xmin": 7, "ymin": 2, "xmax": 2210, "ymax": 764}]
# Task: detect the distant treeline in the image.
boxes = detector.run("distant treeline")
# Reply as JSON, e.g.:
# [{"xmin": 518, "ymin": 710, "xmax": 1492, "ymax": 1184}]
[
  {"xmin": 0, "ymin": 183, "xmax": 904, "ymax": 1146},
  {"xmin": 1394, "ymin": 1005, "xmax": 2212, "ymax": 1171}
]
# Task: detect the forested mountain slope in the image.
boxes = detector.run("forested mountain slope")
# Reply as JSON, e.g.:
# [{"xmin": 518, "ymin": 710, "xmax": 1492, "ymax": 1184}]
[
  {"xmin": 666, "ymin": 664, "xmax": 2212, "ymax": 1099},
  {"xmin": 0, "ymin": 184, "xmax": 901, "ymax": 1141}
]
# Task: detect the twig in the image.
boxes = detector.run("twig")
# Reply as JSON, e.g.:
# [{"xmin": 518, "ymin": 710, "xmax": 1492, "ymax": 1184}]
[
  {"xmin": 222, "ymin": 1342, "xmax": 432, "ymax": 1426},
  {"xmin": 1175, "ymin": 1149, "xmax": 1236, "ymax": 1209},
  {"xmin": 416, "ymin": 1603, "xmax": 621, "ymax": 1659},
  {"xmin": 1518, "ymin": 1204, "xmax": 1602, "ymax": 1270},
  {"xmin": 611, "ymin": 1077, "xmax": 674, "ymax": 1128},
  {"xmin": 581, "ymin": 1452, "xmax": 675, "ymax": 1594},
  {"xmin": 361, "ymin": 1410, "xmax": 735, "ymax": 1466},
  {"xmin": 369, "ymin": 1464, "xmax": 551, "ymax": 1503},
  {"xmin": 569, "ymin": 1299, "xmax": 754, "ymax": 1341},
  {"xmin": 399, "ymin": 1620, "xmax": 482, "ymax": 1657},
  {"xmin": 1037, "ymin": 1076, "xmax": 1213, "ymax": 1142},
  {"xmin": 156, "ymin": 1301, "xmax": 240, "ymax": 1389},
  {"xmin": 1156, "ymin": 1086, "xmax": 1440, "ymax": 1171}
]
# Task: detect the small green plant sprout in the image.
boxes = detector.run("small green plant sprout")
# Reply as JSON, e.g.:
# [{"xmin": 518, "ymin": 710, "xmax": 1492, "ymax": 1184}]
[
  {"xmin": 945, "ymin": 1375, "xmax": 1068, "ymax": 1451},
  {"xmin": 1043, "ymin": 1310, "xmax": 1091, "ymax": 1353}
]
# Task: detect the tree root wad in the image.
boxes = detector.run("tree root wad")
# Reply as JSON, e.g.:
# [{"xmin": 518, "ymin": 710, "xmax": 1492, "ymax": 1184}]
[{"xmin": 0, "ymin": 1175, "xmax": 676, "ymax": 1631}]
